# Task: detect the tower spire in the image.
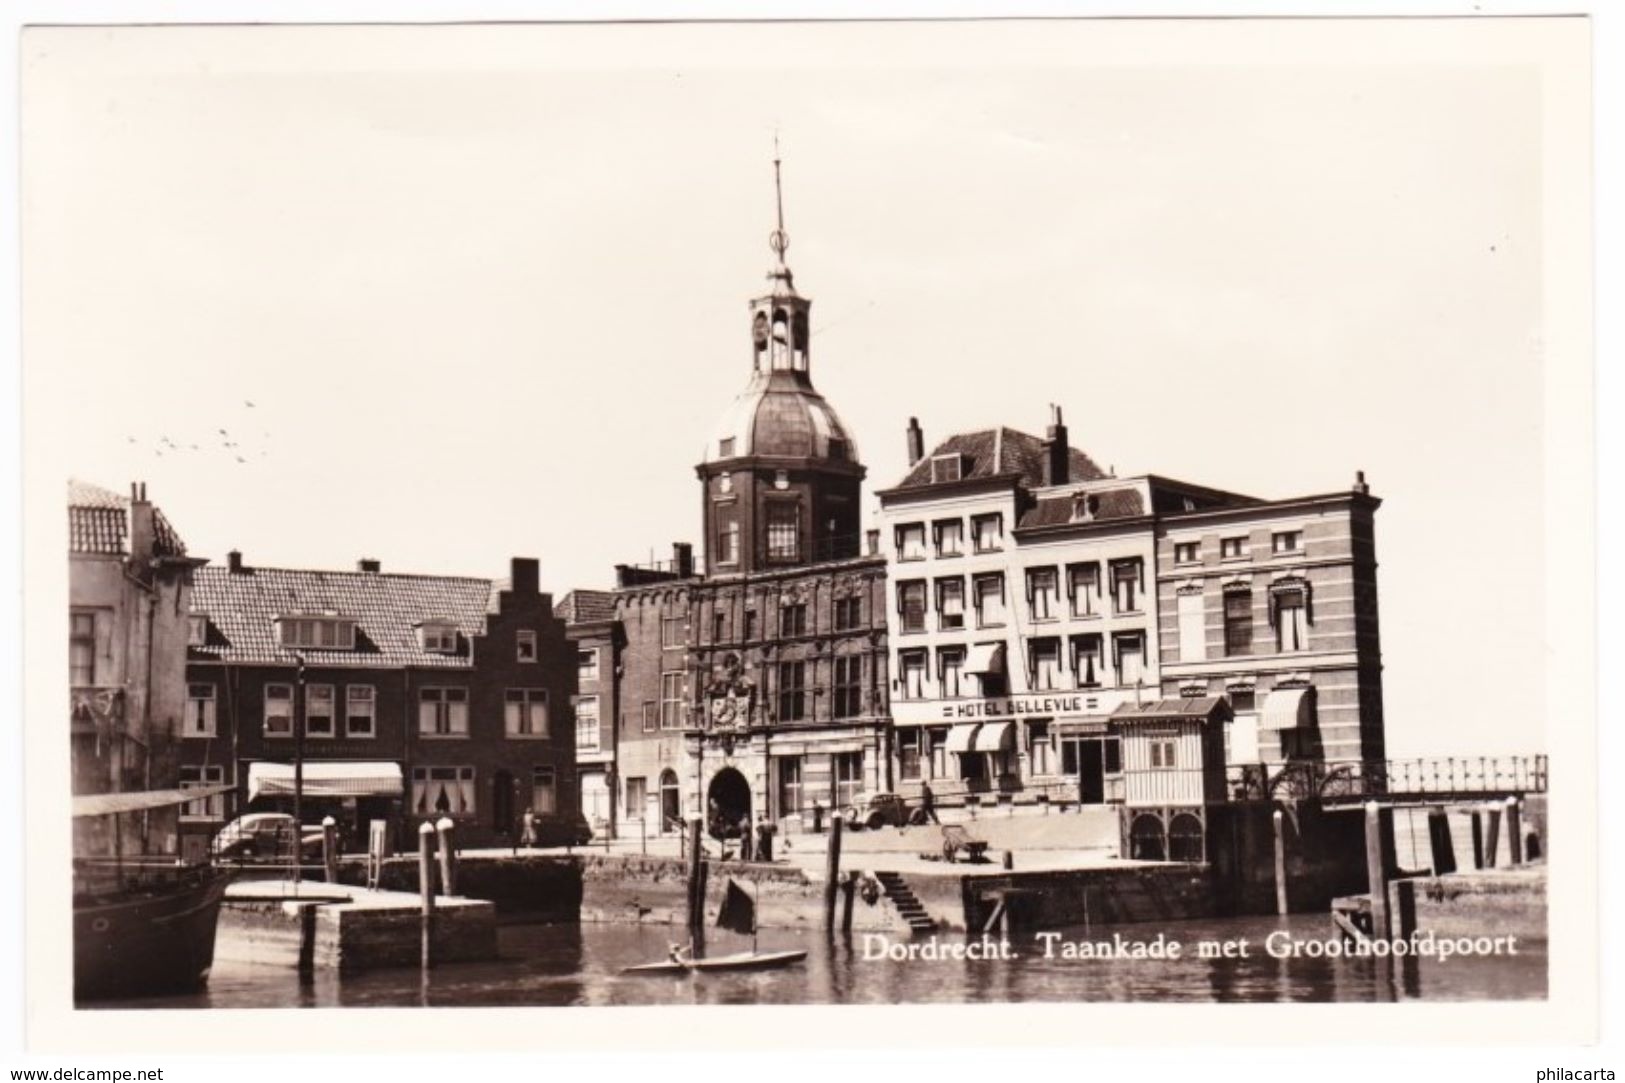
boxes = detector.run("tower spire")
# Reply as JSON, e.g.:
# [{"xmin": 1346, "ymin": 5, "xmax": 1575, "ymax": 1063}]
[{"xmin": 768, "ymin": 133, "xmax": 793, "ymax": 290}]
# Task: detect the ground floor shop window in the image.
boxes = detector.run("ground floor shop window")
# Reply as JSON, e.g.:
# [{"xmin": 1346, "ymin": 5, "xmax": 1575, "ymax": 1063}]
[
  {"xmin": 413, "ymin": 766, "xmax": 475, "ymax": 817},
  {"xmin": 898, "ymin": 730, "xmax": 923, "ymax": 781},
  {"xmin": 777, "ymin": 757, "xmax": 804, "ymax": 817},
  {"xmin": 832, "ymin": 752, "xmax": 862, "ymax": 809}
]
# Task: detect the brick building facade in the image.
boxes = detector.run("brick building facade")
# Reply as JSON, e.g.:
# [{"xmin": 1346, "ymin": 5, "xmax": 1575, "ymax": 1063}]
[{"xmin": 179, "ymin": 552, "xmax": 582, "ymax": 860}]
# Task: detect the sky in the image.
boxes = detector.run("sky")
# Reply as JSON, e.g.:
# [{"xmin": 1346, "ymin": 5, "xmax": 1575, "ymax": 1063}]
[{"xmin": 21, "ymin": 21, "xmax": 1562, "ymax": 757}]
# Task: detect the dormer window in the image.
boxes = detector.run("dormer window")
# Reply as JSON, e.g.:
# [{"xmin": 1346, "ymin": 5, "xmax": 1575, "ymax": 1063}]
[
  {"xmin": 1073, "ymin": 493, "xmax": 1100, "ymax": 522},
  {"xmin": 417, "ymin": 620, "xmax": 459, "ymax": 654},
  {"xmin": 930, "ymin": 454, "xmax": 963, "ymax": 484},
  {"xmin": 718, "ymin": 437, "xmax": 736, "ymax": 458},
  {"xmin": 187, "ymin": 614, "xmax": 208, "ymax": 647},
  {"xmin": 276, "ymin": 613, "xmax": 357, "ymax": 650}
]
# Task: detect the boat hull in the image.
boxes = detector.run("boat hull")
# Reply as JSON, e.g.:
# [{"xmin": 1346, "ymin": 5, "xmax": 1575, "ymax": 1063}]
[
  {"xmin": 623, "ymin": 949, "xmax": 808, "ymax": 975},
  {"xmin": 74, "ymin": 868, "xmax": 232, "ymax": 1002}
]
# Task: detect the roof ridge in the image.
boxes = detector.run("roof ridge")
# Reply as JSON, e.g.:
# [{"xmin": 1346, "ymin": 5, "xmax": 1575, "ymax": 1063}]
[{"xmin": 196, "ymin": 563, "xmax": 494, "ymax": 584}]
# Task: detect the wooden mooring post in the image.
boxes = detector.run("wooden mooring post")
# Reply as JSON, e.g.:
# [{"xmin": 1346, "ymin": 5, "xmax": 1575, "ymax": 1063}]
[
  {"xmin": 435, "ymin": 817, "xmax": 458, "ymax": 896},
  {"xmin": 685, "ymin": 818, "xmax": 705, "ymax": 950},
  {"xmin": 1505, "ymin": 797, "xmax": 1523, "ymax": 865},
  {"xmin": 1470, "ymin": 811, "xmax": 1485, "ymax": 869},
  {"xmin": 1364, "ymin": 802, "xmax": 1391, "ymax": 940},
  {"xmin": 1427, "ymin": 807, "xmax": 1456, "ymax": 876},
  {"xmin": 1484, "ymin": 805, "xmax": 1502, "ymax": 868},
  {"xmin": 321, "ymin": 816, "xmax": 339, "ymax": 884},
  {"xmin": 1272, "ymin": 808, "xmax": 1290, "ymax": 916},
  {"xmin": 824, "ymin": 816, "xmax": 844, "ymax": 934},
  {"xmin": 417, "ymin": 821, "xmax": 437, "ymax": 970}
]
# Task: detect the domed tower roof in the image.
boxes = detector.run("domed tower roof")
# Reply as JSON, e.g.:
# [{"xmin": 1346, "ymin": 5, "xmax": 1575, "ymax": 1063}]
[{"xmin": 703, "ymin": 369, "xmax": 858, "ymax": 465}]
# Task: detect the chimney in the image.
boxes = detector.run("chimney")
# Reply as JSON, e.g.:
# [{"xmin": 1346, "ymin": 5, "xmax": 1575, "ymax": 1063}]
[
  {"xmin": 1353, "ymin": 470, "xmax": 1370, "ymax": 496},
  {"xmin": 906, "ymin": 417, "xmax": 925, "ymax": 467},
  {"xmin": 866, "ymin": 529, "xmax": 880, "ymax": 556},
  {"xmin": 511, "ymin": 557, "xmax": 540, "ymax": 595},
  {"xmin": 1042, "ymin": 404, "xmax": 1070, "ymax": 487},
  {"xmin": 673, "ymin": 542, "xmax": 694, "ymax": 579},
  {"xmin": 357, "ymin": 558, "xmax": 381, "ymax": 574},
  {"xmin": 127, "ymin": 481, "xmax": 155, "ymax": 561},
  {"xmin": 227, "ymin": 549, "xmax": 245, "ymax": 574}
]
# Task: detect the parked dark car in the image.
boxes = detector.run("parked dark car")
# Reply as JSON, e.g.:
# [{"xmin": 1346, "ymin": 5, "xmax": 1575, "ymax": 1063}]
[{"xmin": 212, "ymin": 812, "xmax": 334, "ymax": 861}]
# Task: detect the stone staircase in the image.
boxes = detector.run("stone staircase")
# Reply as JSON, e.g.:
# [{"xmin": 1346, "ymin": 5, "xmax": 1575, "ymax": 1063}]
[{"xmin": 875, "ymin": 870, "xmax": 936, "ymax": 935}]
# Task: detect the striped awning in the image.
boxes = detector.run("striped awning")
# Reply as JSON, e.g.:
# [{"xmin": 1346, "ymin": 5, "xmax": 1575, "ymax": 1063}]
[
  {"xmin": 1261, "ymin": 688, "xmax": 1313, "ymax": 731},
  {"xmin": 72, "ymin": 785, "xmax": 234, "ymax": 819},
  {"xmin": 247, "ymin": 761, "xmax": 403, "ymax": 800},
  {"xmin": 972, "ymin": 721, "xmax": 1015, "ymax": 753},
  {"xmin": 944, "ymin": 724, "xmax": 981, "ymax": 753}
]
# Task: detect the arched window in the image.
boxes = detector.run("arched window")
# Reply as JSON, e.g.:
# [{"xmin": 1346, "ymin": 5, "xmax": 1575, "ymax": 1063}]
[
  {"xmin": 1168, "ymin": 812, "xmax": 1205, "ymax": 863},
  {"xmin": 1129, "ymin": 813, "xmax": 1166, "ymax": 861}
]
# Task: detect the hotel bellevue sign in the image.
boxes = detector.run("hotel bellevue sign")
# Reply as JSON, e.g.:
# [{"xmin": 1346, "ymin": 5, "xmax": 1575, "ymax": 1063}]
[{"xmin": 892, "ymin": 692, "xmax": 1126, "ymax": 725}]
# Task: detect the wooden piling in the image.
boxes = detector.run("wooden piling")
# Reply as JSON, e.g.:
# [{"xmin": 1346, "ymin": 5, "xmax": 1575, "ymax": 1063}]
[
  {"xmin": 685, "ymin": 818, "xmax": 703, "ymax": 940},
  {"xmin": 1505, "ymin": 797, "xmax": 1523, "ymax": 865},
  {"xmin": 840, "ymin": 872, "xmax": 856, "ymax": 934},
  {"xmin": 1364, "ymin": 802, "xmax": 1390, "ymax": 940},
  {"xmin": 417, "ymin": 822, "xmax": 437, "ymax": 970},
  {"xmin": 321, "ymin": 816, "xmax": 339, "ymax": 883},
  {"xmin": 1470, "ymin": 811, "xmax": 1484, "ymax": 869},
  {"xmin": 1395, "ymin": 878, "xmax": 1418, "ymax": 942},
  {"xmin": 1484, "ymin": 806, "xmax": 1502, "ymax": 868},
  {"xmin": 1272, "ymin": 808, "xmax": 1290, "ymax": 916},
  {"xmin": 824, "ymin": 816, "xmax": 844, "ymax": 933},
  {"xmin": 1002, "ymin": 850, "xmax": 1014, "ymax": 871},
  {"xmin": 1427, "ymin": 807, "xmax": 1456, "ymax": 876},
  {"xmin": 435, "ymin": 817, "xmax": 458, "ymax": 896}
]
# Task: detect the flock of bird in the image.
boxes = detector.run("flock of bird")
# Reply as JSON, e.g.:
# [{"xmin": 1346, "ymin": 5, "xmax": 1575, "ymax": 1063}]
[{"xmin": 127, "ymin": 401, "xmax": 272, "ymax": 465}]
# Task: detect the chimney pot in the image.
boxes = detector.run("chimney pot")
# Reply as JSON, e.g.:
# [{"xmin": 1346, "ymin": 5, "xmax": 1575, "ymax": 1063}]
[
  {"xmin": 357, "ymin": 558, "xmax": 381, "ymax": 573},
  {"xmin": 1043, "ymin": 405, "xmax": 1070, "ymax": 487},
  {"xmin": 511, "ymin": 557, "xmax": 540, "ymax": 595},
  {"xmin": 673, "ymin": 542, "xmax": 695, "ymax": 578},
  {"xmin": 905, "ymin": 417, "xmax": 925, "ymax": 467},
  {"xmin": 227, "ymin": 549, "xmax": 245, "ymax": 574}
]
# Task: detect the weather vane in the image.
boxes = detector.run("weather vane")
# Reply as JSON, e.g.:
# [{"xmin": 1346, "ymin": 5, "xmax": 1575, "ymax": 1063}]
[{"xmin": 769, "ymin": 132, "xmax": 790, "ymax": 262}]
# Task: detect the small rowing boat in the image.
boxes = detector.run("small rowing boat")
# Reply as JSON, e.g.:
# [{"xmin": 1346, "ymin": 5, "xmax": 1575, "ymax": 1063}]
[
  {"xmin": 624, "ymin": 876, "xmax": 807, "ymax": 975},
  {"xmin": 623, "ymin": 948, "xmax": 808, "ymax": 975}
]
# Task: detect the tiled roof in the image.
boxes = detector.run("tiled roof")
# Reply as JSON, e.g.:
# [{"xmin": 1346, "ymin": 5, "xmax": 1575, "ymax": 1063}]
[
  {"xmin": 895, "ymin": 428, "xmax": 1107, "ymax": 490},
  {"xmin": 554, "ymin": 590, "xmax": 617, "ymax": 624},
  {"xmin": 68, "ymin": 479, "xmax": 188, "ymax": 558},
  {"xmin": 1017, "ymin": 487, "xmax": 1146, "ymax": 530},
  {"xmin": 189, "ymin": 564, "xmax": 495, "ymax": 669}
]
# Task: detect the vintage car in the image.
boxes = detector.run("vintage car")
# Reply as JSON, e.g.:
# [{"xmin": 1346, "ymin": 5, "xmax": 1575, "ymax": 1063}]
[
  {"xmin": 212, "ymin": 812, "xmax": 330, "ymax": 861},
  {"xmin": 844, "ymin": 791, "xmax": 910, "ymax": 831}
]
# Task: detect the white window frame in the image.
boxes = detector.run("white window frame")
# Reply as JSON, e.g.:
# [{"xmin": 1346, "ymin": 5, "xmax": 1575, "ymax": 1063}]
[
  {"xmin": 531, "ymin": 766, "xmax": 557, "ymax": 815},
  {"xmin": 305, "ymin": 683, "xmax": 336, "ymax": 739},
  {"xmin": 505, "ymin": 688, "xmax": 550, "ymax": 738},
  {"xmin": 577, "ymin": 647, "xmax": 600, "ymax": 683},
  {"xmin": 184, "ymin": 683, "xmax": 217, "ymax": 738},
  {"xmin": 263, "ymin": 683, "xmax": 293, "ymax": 738},
  {"xmin": 278, "ymin": 616, "xmax": 357, "ymax": 650},
  {"xmin": 899, "ymin": 650, "xmax": 928, "ymax": 700},
  {"xmin": 516, "ymin": 629, "xmax": 539, "ymax": 663},
  {"xmin": 660, "ymin": 672, "xmax": 686, "ymax": 730},
  {"xmin": 933, "ymin": 519, "xmax": 964, "ymax": 558},
  {"xmin": 575, "ymin": 695, "xmax": 600, "ymax": 751},
  {"xmin": 973, "ymin": 573, "xmax": 1006, "ymax": 627},
  {"xmin": 179, "ymin": 765, "xmax": 226, "ymax": 821},
  {"xmin": 1272, "ymin": 530, "xmax": 1304, "ymax": 555},
  {"xmin": 936, "ymin": 577, "xmax": 965, "ymax": 631},
  {"xmin": 419, "ymin": 686, "xmax": 470, "ymax": 737},
  {"xmin": 1026, "ymin": 567, "xmax": 1060, "ymax": 621},
  {"xmin": 896, "ymin": 523, "xmax": 927, "ymax": 561},
  {"xmin": 971, "ymin": 513, "xmax": 1003, "ymax": 553},
  {"xmin": 418, "ymin": 622, "xmax": 458, "ymax": 654},
  {"xmin": 346, "ymin": 684, "xmax": 376, "ymax": 738},
  {"xmin": 187, "ymin": 615, "xmax": 208, "ymax": 647}
]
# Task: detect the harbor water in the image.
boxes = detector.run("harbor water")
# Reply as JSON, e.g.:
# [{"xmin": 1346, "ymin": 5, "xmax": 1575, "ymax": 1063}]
[{"xmin": 92, "ymin": 912, "xmax": 1546, "ymax": 1008}]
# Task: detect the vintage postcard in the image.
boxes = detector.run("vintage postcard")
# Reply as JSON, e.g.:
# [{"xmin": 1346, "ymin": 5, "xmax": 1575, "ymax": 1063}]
[{"xmin": 14, "ymin": 11, "xmax": 1598, "ymax": 1055}]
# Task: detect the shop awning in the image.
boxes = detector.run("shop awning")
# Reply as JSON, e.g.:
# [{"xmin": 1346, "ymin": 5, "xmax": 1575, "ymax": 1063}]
[
  {"xmin": 972, "ymin": 721, "xmax": 1015, "ymax": 753},
  {"xmin": 965, "ymin": 643, "xmax": 1006, "ymax": 675},
  {"xmin": 247, "ymin": 761, "xmax": 403, "ymax": 801},
  {"xmin": 944, "ymin": 724, "xmax": 981, "ymax": 753},
  {"xmin": 1261, "ymin": 688, "xmax": 1313, "ymax": 731},
  {"xmin": 72, "ymin": 785, "xmax": 234, "ymax": 819}
]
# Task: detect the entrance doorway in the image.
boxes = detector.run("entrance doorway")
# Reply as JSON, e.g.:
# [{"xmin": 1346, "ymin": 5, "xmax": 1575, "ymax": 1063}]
[
  {"xmin": 492, "ymin": 770, "xmax": 515, "ymax": 834},
  {"xmin": 659, "ymin": 769, "xmax": 681, "ymax": 833},
  {"xmin": 1076, "ymin": 741, "xmax": 1105, "ymax": 804},
  {"xmin": 706, "ymin": 768, "xmax": 751, "ymax": 839}
]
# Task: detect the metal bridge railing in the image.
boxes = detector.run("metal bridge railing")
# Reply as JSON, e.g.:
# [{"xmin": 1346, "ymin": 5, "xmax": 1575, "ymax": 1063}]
[{"xmin": 1227, "ymin": 754, "xmax": 1548, "ymax": 802}]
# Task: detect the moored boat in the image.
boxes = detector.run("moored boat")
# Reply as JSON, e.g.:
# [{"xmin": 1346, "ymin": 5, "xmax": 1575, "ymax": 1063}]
[{"xmin": 72, "ymin": 785, "xmax": 236, "ymax": 1002}]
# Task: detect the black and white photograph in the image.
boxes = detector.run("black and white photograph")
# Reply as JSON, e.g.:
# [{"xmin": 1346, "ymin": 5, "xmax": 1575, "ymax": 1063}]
[{"xmin": 5, "ymin": 4, "xmax": 1609, "ymax": 1069}]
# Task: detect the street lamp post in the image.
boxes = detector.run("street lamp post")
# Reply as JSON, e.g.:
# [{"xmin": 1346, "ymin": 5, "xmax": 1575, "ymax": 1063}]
[{"xmin": 293, "ymin": 653, "xmax": 307, "ymax": 852}]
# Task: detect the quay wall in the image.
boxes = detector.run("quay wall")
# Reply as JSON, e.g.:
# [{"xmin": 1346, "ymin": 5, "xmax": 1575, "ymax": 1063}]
[
  {"xmin": 957, "ymin": 866, "xmax": 1218, "ymax": 933},
  {"xmin": 218, "ymin": 895, "xmax": 498, "ymax": 973},
  {"xmin": 1397, "ymin": 867, "xmax": 1547, "ymax": 942}
]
